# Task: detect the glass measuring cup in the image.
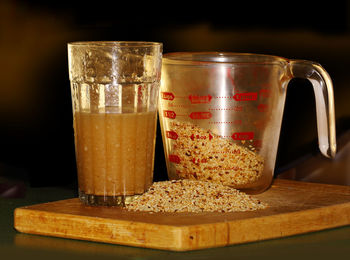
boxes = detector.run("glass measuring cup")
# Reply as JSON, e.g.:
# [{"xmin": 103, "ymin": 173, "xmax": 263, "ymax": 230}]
[{"xmin": 159, "ymin": 52, "xmax": 336, "ymax": 193}]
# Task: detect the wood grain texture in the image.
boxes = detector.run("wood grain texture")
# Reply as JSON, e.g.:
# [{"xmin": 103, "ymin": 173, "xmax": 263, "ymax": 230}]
[{"xmin": 14, "ymin": 179, "xmax": 350, "ymax": 251}]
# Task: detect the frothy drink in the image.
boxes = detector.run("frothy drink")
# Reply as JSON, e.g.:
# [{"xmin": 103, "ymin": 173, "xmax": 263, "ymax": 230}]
[
  {"xmin": 68, "ymin": 41, "xmax": 162, "ymax": 206},
  {"xmin": 74, "ymin": 111, "xmax": 157, "ymax": 204}
]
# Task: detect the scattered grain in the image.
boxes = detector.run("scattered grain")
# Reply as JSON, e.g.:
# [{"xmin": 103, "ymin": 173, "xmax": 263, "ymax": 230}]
[{"xmin": 126, "ymin": 179, "xmax": 267, "ymax": 213}]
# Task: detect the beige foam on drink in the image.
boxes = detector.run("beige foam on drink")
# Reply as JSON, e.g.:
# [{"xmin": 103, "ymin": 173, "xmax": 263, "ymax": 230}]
[{"xmin": 74, "ymin": 111, "xmax": 157, "ymax": 197}]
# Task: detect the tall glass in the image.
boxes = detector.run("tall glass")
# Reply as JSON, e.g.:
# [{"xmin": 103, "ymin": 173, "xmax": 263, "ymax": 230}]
[{"xmin": 68, "ymin": 41, "xmax": 162, "ymax": 206}]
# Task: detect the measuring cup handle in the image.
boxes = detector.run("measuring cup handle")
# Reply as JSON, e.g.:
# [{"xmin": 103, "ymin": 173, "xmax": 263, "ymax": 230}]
[{"xmin": 288, "ymin": 60, "xmax": 336, "ymax": 158}]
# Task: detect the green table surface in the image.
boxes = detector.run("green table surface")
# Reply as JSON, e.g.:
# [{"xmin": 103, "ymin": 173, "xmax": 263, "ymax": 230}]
[{"xmin": 1, "ymin": 183, "xmax": 350, "ymax": 260}]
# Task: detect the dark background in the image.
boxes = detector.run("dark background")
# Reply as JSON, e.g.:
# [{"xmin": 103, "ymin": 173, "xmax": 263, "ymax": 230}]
[{"xmin": 1, "ymin": 0, "xmax": 350, "ymax": 187}]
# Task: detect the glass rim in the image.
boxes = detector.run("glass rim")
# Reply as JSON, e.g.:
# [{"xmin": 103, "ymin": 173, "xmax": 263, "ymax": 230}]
[
  {"xmin": 163, "ymin": 52, "xmax": 289, "ymax": 66},
  {"xmin": 68, "ymin": 41, "xmax": 162, "ymax": 48}
]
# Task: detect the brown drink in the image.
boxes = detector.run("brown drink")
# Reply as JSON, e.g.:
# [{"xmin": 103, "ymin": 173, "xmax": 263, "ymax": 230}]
[
  {"xmin": 74, "ymin": 111, "xmax": 157, "ymax": 204},
  {"xmin": 68, "ymin": 41, "xmax": 162, "ymax": 206}
]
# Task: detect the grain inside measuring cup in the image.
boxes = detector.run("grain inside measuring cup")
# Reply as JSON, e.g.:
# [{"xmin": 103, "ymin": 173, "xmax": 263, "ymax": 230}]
[{"xmin": 170, "ymin": 122, "xmax": 264, "ymax": 187}]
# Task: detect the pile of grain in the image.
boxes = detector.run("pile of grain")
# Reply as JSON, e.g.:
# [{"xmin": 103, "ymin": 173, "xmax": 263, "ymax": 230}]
[
  {"xmin": 171, "ymin": 122, "xmax": 264, "ymax": 187},
  {"xmin": 126, "ymin": 179, "xmax": 267, "ymax": 213}
]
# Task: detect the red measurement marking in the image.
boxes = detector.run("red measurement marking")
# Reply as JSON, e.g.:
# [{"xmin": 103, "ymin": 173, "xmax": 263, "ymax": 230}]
[
  {"xmin": 212, "ymin": 149, "xmax": 241, "ymax": 154},
  {"xmin": 233, "ymin": 92, "xmax": 258, "ymax": 101},
  {"xmin": 163, "ymin": 110, "xmax": 176, "ymax": 119},
  {"xmin": 188, "ymin": 94, "xmax": 212, "ymax": 104},
  {"xmin": 161, "ymin": 92, "xmax": 175, "ymax": 100},
  {"xmin": 206, "ymin": 166, "xmax": 240, "ymax": 171},
  {"xmin": 209, "ymin": 120, "xmax": 242, "ymax": 125},
  {"xmin": 189, "ymin": 112, "xmax": 212, "ymax": 120},
  {"xmin": 209, "ymin": 106, "xmax": 243, "ymax": 111},
  {"xmin": 137, "ymin": 85, "xmax": 143, "ymax": 104},
  {"xmin": 253, "ymin": 119, "xmax": 267, "ymax": 130},
  {"xmin": 259, "ymin": 89, "xmax": 270, "ymax": 98},
  {"xmin": 166, "ymin": 130, "xmax": 178, "ymax": 140},
  {"xmin": 168, "ymin": 103, "xmax": 192, "ymax": 108},
  {"xmin": 232, "ymin": 132, "xmax": 254, "ymax": 140},
  {"xmin": 191, "ymin": 158, "xmax": 207, "ymax": 164},
  {"xmin": 226, "ymin": 68, "xmax": 238, "ymax": 92},
  {"xmin": 169, "ymin": 154, "xmax": 180, "ymax": 164},
  {"xmin": 257, "ymin": 104, "xmax": 268, "ymax": 112},
  {"xmin": 190, "ymin": 133, "xmax": 213, "ymax": 141}
]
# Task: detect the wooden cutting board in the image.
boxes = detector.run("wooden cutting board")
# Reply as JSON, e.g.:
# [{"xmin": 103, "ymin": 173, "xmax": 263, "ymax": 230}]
[{"xmin": 14, "ymin": 179, "xmax": 350, "ymax": 251}]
